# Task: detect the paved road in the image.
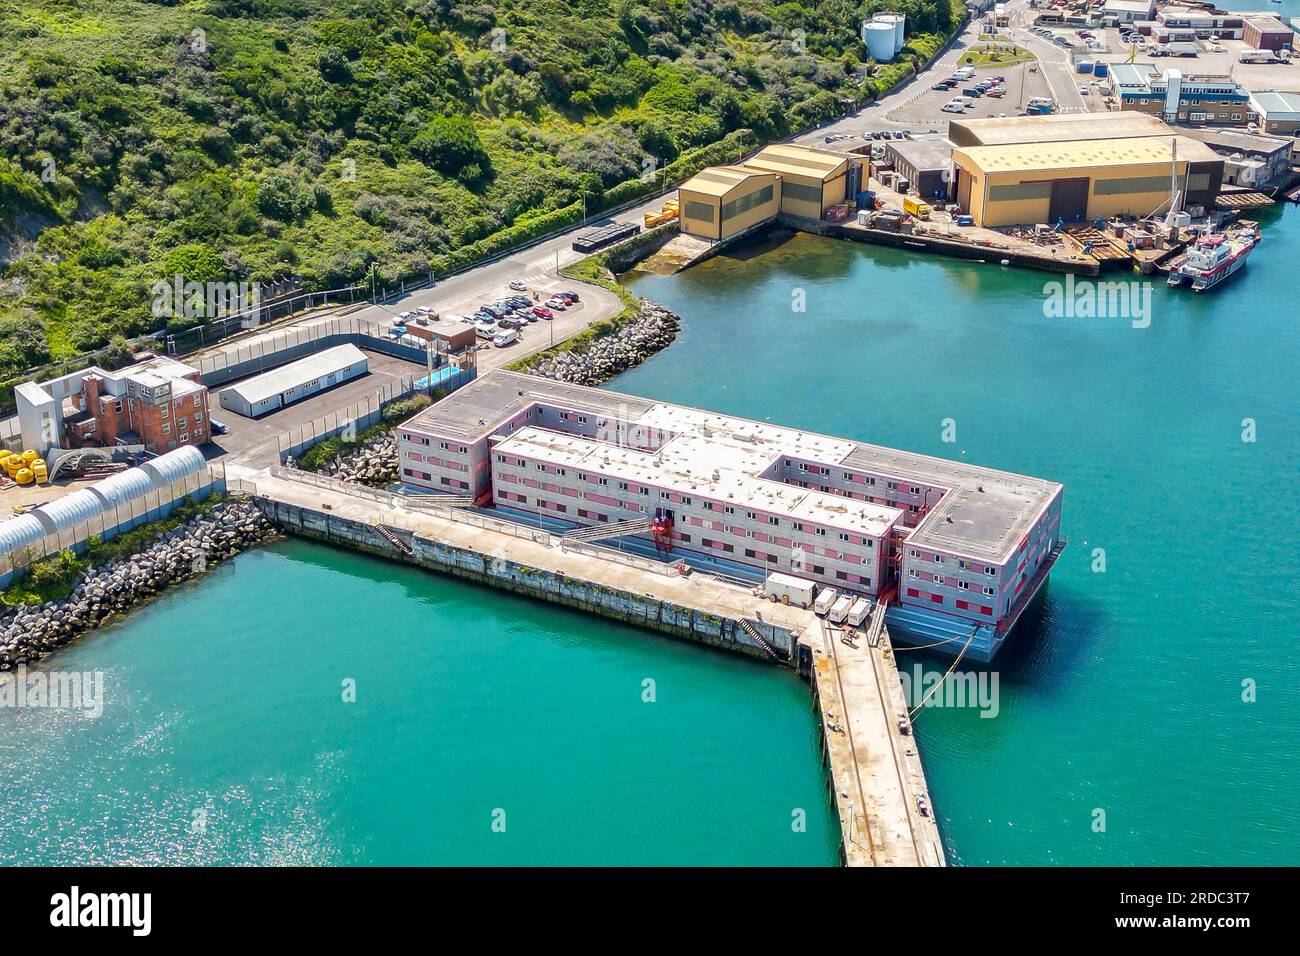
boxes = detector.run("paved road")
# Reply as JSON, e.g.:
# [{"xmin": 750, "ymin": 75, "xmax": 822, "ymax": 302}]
[{"xmin": 1005, "ymin": 5, "xmax": 1089, "ymax": 113}]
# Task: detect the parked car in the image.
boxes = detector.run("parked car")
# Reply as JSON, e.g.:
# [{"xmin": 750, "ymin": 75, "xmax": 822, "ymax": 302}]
[
  {"xmin": 509, "ymin": 279, "xmax": 527, "ymax": 291},
  {"xmin": 545, "ymin": 297, "xmax": 567, "ymax": 310},
  {"xmin": 562, "ymin": 290, "xmax": 580, "ymax": 302},
  {"xmin": 532, "ymin": 306, "xmax": 553, "ymax": 319}
]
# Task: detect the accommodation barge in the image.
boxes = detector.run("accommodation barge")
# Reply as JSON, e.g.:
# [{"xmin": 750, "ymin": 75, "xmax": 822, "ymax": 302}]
[{"xmin": 396, "ymin": 372, "xmax": 1065, "ymax": 662}]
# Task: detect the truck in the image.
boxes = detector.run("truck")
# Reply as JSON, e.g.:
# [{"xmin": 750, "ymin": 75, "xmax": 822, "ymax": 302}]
[
  {"xmin": 814, "ymin": 587, "xmax": 840, "ymax": 617},
  {"xmin": 763, "ymin": 572, "xmax": 817, "ymax": 609},
  {"xmin": 1166, "ymin": 41, "xmax": 1197, "ymax": 57},
  {"xmin": 1239, "ymin": 49, "xmax": 1278, "ymax": 64},
  {"xmin": 903, "ymin": 196, "xmax": 932, "ymax": 220}
]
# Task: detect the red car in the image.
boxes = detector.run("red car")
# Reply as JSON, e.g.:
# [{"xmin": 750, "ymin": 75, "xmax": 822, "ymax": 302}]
[{"xmin": 532, "ymin": 306, "xmax": 553, "ymax": 319}]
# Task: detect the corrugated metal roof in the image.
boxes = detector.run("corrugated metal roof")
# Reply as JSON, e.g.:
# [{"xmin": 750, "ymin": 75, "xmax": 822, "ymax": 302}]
[
  {"xmin": 222, "ymin": 344, "xmax": 367, "ymax": 405},
  {"xmin": 954, "ymin": 135, "xmax": 1216, "ymax": 174},
  {"xmin": 743, "ymin": 144, "xmax": 851, "ymax": 181},
  {"xmin": 88, "ymin": 466, "xmax": 155, "ymax": 508},
  {"xmin": 0, "ymin": 513, "xmax": 47, "ymax": 556},
  {"xmin": 950, "ymin": 111, "xmax": 1169, "ymax": 146},
  {"xmin": 31, "ymin": 489, "xmax": 105, "ymax": 535},
  {"xmin": 140, "ymin": 445, "xmax": 207, "ymax": 488},
  {"xmin": 1251, "ymin": 91, "xmax": 1300, "ymax": 121},
  {"xmin": 678, "ymin": 166, "xmax": 771, "ymax": 198}
]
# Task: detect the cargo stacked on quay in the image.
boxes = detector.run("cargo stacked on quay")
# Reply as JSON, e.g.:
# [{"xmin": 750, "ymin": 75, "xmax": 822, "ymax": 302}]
[
  {"xmin": 526, "ymin": 301, "xmax": 680, "ymax": 387},
  {"xmin": 0, "ymin": 500, "xmax": 276, "ymax": 671}
]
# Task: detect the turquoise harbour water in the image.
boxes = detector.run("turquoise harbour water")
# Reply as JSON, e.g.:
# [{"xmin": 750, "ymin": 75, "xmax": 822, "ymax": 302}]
[{"xmin": 3, "ymin": 208, "xmax": 1298, "ymax": 867}]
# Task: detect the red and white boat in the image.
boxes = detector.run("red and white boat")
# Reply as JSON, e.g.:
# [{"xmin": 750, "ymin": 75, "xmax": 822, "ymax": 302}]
[{"xmin": 1166, "ymin": 224, "xmax": 1259, "ymax": 292}]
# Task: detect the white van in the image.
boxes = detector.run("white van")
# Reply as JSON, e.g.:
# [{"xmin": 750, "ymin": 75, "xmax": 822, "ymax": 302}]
[
  {"xmin": 1027, "ymin": 96, "xmax": 1055, "ymax": 108},
  {"xmin": 493, "ymin": 329, "xmax": 519, "ymax": 348},
  {"xmin": 814, "ymin": 587, "xmax": 839, "ymax": 617}
]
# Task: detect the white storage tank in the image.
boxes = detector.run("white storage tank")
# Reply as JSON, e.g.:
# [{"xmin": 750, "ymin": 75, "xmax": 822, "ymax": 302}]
[
  {"xmin": 87, "ymin": 466, "xmax": 156, "ymax": 508},
  {"xmin": 874, "ymin": 13, "xmax": 906, "ymax": 55},
  {"xmin": 140, "ymin": 445, "xmax": 207, "ymax": 489},
  {"xmin": 0, "ymin": 513, "xmax": 47, "ymax": 556},
  {"xmin": 864, "ymin": 20, "xmax": 897, "ymax": 61},
  {"xmin": 31, "ymin": 489, "xmax": 105, "ymax": 536}
]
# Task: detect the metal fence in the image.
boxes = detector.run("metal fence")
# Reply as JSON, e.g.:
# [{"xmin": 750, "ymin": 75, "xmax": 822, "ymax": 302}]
[
  {"xmin": 275, "ymin": 376, "xmax": 421, "ymax": 464},
  {"xmin": 0, "ymin": 466, "xmax": 224, "ymax": 585},
  {"xmin": 192, "ymin": 314, "xmax": 429, "ymax": 383},
  {"xmin": 269, "ymin": 464, "xmax": 682, "ymax": 575}
]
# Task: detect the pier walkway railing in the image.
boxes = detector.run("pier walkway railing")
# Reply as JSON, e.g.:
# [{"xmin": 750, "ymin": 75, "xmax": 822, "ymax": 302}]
[{"xmin": 261, "ymin": 466, "xmax": 681, "ymax": 577}]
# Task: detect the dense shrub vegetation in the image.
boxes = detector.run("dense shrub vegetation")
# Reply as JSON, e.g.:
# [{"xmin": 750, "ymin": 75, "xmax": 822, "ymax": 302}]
[{"xmin": 0, "ymin": 0, "xmax": 963, "ymax": 386}]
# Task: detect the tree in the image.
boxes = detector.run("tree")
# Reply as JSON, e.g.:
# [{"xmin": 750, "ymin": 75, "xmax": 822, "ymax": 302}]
[{"xmin": 409, "ymin": 117, "xmax": 490, "ymax": 178}]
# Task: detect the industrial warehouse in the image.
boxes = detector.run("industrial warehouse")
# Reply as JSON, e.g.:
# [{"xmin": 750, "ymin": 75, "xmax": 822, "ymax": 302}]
[
  {"xmin": 951, "ymin": 135, "xmax": 1223, "ymax": 227},
  {"xmin": 395, "ymin": 371, "xmax": 1064, "ymax": 662},
  {"xmin": 676, "ymin": 144, "xmax": 856, "ymax": 240},
  {"xmin": 219, "ymin": 343, "xmax": 370, "ymax": 418}
]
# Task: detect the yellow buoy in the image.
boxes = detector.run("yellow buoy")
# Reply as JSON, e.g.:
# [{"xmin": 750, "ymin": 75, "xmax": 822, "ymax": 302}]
[
  {"xmin": 20, "ymin": 450, "xmax": 37, "ymax": 464},
  {"xmin": 15, "ymin": 468, "xmax": 34, "ymax": 485}
]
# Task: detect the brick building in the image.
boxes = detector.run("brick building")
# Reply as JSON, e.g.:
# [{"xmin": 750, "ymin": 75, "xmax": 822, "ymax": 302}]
[{"xmin": 60, "ymin": 356, "xmax": 212, "ymax": 454}]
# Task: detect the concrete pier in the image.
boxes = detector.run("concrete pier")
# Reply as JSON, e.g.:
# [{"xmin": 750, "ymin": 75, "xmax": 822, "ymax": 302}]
[{"xmin": 233, "ymin": 467, "xmax": 945, "ymax": 866}]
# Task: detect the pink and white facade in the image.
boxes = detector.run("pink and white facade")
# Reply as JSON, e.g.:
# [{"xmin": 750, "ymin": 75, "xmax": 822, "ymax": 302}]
[{"xmin": 397, "ymin": 371, "xmax": 1065, "ymax": 660}]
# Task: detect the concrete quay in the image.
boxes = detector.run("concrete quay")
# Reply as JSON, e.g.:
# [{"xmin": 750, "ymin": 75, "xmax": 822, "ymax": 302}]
[{"xmin": 232, "ymin": 466, "xmax": 945, "ymax": 866}]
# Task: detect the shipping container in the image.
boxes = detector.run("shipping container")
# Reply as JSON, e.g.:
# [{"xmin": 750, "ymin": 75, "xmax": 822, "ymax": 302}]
[
  {"xmin": 763, "ymin": 572, "xmax": 818, "ymax": 608},
  {"xmin": 571, "ymin": 221, "xmax": 640, "ymax": 253},
  {"xmin": 847, "ymin": 598, "xmax": 873, "ymax": 627},
  {"xmin": 814, "ymin": 587, "xmax": 840, "ymax": 616},
  {"xmin": 828, "ymin": 595, "xmax": 854, "ymax": 624}
]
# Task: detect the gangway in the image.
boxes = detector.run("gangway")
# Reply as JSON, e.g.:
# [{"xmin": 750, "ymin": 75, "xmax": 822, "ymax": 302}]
[
  {"xmin": 561, "ymin": 517, "xmax": 652, "ymax": 543},
  {"xmin": 375, "ymin": 524, "xmax": 414, "ymax": 555},
  {"xmin": 403, "ymin": 494, "xmax": 474, "ymax": 510},
  {"xmin": 738, "ymin": 618, "xmax": 784, "ymax": 661}
]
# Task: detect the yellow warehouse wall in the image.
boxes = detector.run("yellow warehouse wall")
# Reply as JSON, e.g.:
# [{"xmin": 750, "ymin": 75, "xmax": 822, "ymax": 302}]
[
  {"xmin": 956, "ymin": 158, "xmax": 1191, "ymax": 227},
  {"xmin": 718, "ymin": 190, "xmax": 781, "ymax": 238},
  {"xmin": 678, "ymin": 189, "xmax": 721, "ymax": 240}
]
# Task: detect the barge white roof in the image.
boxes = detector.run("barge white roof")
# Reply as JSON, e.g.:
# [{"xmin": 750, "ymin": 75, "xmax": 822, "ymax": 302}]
[{"xmin": 404, "ymin": 371, "xmax": 1062, "ymax": 561}]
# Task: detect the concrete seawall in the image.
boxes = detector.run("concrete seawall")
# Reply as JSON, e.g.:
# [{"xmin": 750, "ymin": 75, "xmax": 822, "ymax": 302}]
[
  {"xmin": 241, "ymin": 468, "xmax": 945, "ymax": 866},
  {"xmin": 259, "ymin": 497, "xmax": 795, "ymax": 661}
]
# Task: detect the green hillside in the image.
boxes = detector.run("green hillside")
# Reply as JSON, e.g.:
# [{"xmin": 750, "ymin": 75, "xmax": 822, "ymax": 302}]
[{"xmin": 0, "ymin": 0, "xmax": 962, "ymax": 385}]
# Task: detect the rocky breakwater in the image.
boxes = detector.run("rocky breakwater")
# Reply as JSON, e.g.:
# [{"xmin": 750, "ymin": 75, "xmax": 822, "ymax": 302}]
[
  {"xmin": 0, "ymin": 500, "xmax": 276, "ymax": 671},
  {"xmin": 288, "ymin": 431, "xmax": 399, "ymax": 488},
  {"xmin": 528, "ymin": 301, "xmax": 680, "ymax": 386}
]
